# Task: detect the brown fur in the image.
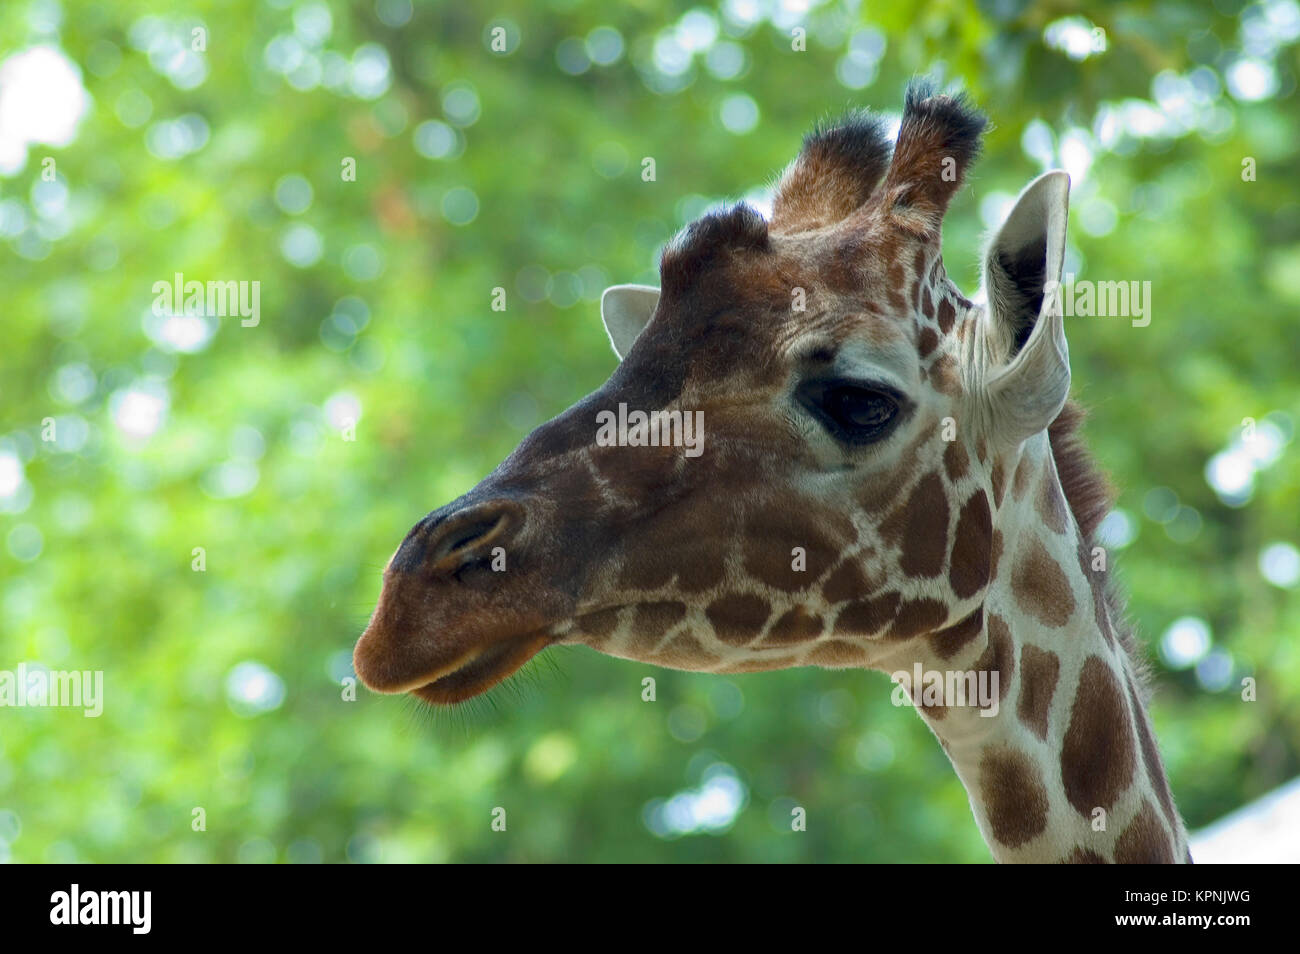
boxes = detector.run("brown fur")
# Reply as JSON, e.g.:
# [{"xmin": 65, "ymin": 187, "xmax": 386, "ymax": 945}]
[
  {"xmin": 979, "ymin": 747, "xmax": 1050, "ymax": 847},
  {"xmin": 1048, "ymin": 401, "xmax": 1149, "ymax": 693}
]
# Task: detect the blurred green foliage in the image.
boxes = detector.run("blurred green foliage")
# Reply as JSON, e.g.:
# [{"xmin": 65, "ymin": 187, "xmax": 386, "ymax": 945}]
[{"xmin": 1, "ymin": 0, "xmax": 1298, "ymax": 862}]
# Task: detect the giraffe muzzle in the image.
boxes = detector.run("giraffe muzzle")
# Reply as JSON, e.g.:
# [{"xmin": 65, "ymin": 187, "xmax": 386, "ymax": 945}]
[{"xmin": 353, "ymin": 497, "xmax": 570, "ymax": 703}]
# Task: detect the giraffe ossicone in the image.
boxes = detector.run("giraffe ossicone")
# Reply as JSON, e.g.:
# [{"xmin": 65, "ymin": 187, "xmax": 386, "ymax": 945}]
[{"xmin": 354, "ymin": 82, "xmax": 1190, "ymax": 864}]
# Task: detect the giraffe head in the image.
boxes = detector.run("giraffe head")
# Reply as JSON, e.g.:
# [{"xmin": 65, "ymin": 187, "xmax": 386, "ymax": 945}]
[{"xmin": 354, "ymin": 83, "xmax": 1073, "ymax": 706}]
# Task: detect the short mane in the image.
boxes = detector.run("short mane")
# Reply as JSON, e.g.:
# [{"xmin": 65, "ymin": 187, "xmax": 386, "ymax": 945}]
[{"xmin": 1049, "ymin": 400, "xmax": 1149, "ymax": 691}]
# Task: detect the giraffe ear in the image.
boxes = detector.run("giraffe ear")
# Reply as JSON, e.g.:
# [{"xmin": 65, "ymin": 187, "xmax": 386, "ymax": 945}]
[
  {"xmin": 981, "ymin": 170, "xmax": 1072, "ymax": 443},
  {"xmin": 600, "ymin": 284, "xmax": 659, "ymax": 360}
]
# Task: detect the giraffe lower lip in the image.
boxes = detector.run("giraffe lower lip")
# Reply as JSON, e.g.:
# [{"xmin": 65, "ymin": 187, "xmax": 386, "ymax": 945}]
[{"xmin": 410, "ymin": 632, "xmax": 549, "ymax": 705}]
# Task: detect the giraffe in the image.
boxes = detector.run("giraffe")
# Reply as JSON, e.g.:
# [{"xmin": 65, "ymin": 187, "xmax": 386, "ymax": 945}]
[{"xmin": 353, "ymin": 83, "xmax": 1190, "ymax": 863}]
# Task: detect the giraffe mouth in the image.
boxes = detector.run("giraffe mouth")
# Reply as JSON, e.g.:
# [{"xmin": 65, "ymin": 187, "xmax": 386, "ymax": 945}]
[{"xmin": 409, "ymin": 630, "xmax": 552, "ymax": 705}]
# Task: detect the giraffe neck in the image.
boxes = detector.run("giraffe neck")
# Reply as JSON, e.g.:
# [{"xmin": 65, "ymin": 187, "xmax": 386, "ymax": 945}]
[{"xmin": 875, "ymin": 431, "xmax": 1189, "ymax": 863}]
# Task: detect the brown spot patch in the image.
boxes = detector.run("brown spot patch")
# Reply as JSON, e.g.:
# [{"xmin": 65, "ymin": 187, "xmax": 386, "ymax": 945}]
[
  {"xmin": 806, "ymin": 639, "xmax": 869, "ymax": 667},
  {"xmin": 1061, "ymin": 655, "xmax": 1136, "ymax": 816},
  {"xmin": 918, "ymin": 326, "xmax": 939, "ymax": 358},
  {"xmin": 650, "ymin": 632, "xmax": 721, "ymax": 669},
  {"xmin": 705, "ymin": 593, "xmax": 771, "ymax": 645},
  {"xmin": 1017, "ymin": 645, "xmax": 1060, "ymax": 741},
  {"xmin": 1012, "ymin": 455, "xmax": 1034, "ymax": 501},
  {"xmin": 1011, "ymin": 537, "xmax": 1076, "ymax": 627},
  {"xmin": 1114, "ymin": 800, "xmax": 1174, "ymax": 864},
  {"xmin": 927, "ymin": 355, "xmax": 961, "ymax": 396},
  {"xmin": 943, "ymin": 440, "xmax": 968, "ymax": 482},
  {"xmin": 979, "ymin": 746, "xmax": 1049, "ymax": 848},
  {"xmin": 974, "ymin": 613, "xmax": 1015, "ymax": 703},
  {"xmin": 822, "ymin": 559, "xmax": 873, "ymax": 604},
  {"xmin": 936, "ymin": 297, "xmax": 955, "ymax": 333},
  {"xmin": 591, "ymin": 441, "xmax": 678, "ymax": 495},
  {"xmin": 617, "ymin": 543, "xmax": 675, "ymax": 590},
  {"xmin": 1063, "ymin": 847, "xmax": 1107, "ymax": 864},
  {"xmin": 836, "ymin": 590, "xmax": 900, "ymax": 636},
  {"xmin": 742, "ymin": 508, "xmax": 851, "ymax": 593},
  {"xmin": 913, "ymin": 247, "xmax": 928, "ymax": 281},
  {"xmin": 990, "ymin": 529, "xmax": 1004, "ymax": 577},
  {"xmin": 887, "ymin": 597, "xmax": 947, "ymax": 640},
  {"xmin": 762, "ymin": 606, "xmax": 823, "ymax": 645},
  {"xmin": 889, "ymin": 472, "xmax": 949, "ymax": 577},
  {"xmin": 928, "ymin": 606, "xmax": 983, "ymax": 660},
  {"xmin": 913, "ymin": 675, "xmax": 948, "ymax": 720},
  {"xmin": 674, "ymin": 547, "xmax": 728, "ymax": 593},
  {"xmin": 949, "ymin": 490, "xmax": 992, "ymax": 599},
  {"xmin": 634, "ymin": 601, "xmax": 687, "ymax": 636},
  {"xmin": 886, "ymin": 260, "xmax": 908, "ymax": 310},
  {"xmin": 545, "ymin": 459, "xmax": 605, "ymax": 513},
  {"xmin": 991, "ymin": 460, "xmax": 1006, "ymax": 507},
  {"xmin": 622, "ymin": 503, "xmax": 731, "ymax": 593},
  {"xmin": 1037, "ymin": 474, "xmax": 1069, "ymax": 534},
  {"xmin": 577, "ymin": 606, "xmax": 622, "ymax": 647}
]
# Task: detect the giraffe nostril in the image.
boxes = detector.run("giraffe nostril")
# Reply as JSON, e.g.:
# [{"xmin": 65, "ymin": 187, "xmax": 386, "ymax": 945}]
[
  {"xmin": 436, "ymin": 517, "xmax": 502, "ymax": 562},
  {"xmin": 425, "ymin": 501, "xmax": 523, "ymax": 569},
  {"xmin": 449, "ymin": 520, "xmax": 497, "ymax": 553}
]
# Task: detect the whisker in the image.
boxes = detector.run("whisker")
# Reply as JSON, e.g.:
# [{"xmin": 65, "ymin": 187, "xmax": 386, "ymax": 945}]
[{"xmin": 382, "ymin": 648, "xmax": 569, "ymax": 740}]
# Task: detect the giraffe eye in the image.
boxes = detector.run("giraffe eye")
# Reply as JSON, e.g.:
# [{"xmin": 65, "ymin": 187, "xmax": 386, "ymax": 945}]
[{"xmin": 798, "ymin": 380, "xmax": 901, "ymax": 445}]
